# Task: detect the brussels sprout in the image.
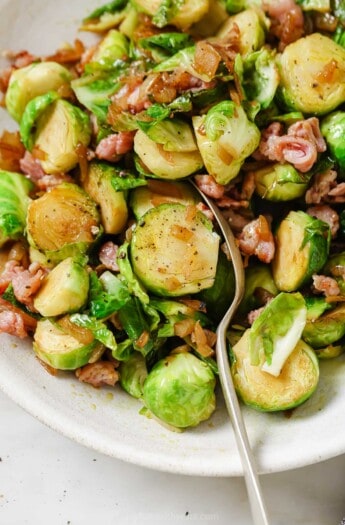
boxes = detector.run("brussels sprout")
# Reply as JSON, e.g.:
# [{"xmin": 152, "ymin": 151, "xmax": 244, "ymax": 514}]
[
  {"xmin": 296, "ymin": 0, "xmax": 330, "ymax": 11},
  {"xmin": 21, "ymin": 97, "xmax": 91, "ymax": 174},
  {"xmin": 321, "ymin": 111, "xmax": 345, "ymax": 173},
  {"xmin": 70, "ymin": 313, "xmax": 118, "ymax": 353},
  {"xmin": 231, "ymin": 330, "xmax": 319, "ymax": 411},
  {"xmin": 88, "ymin": 271, "xmax": 131, "ymax": 319},
  {"xmin": 133, "ymin": 129, "xmax": 203, "ymax": 179},
  {"xmin": 20, "ymin": 91, "xmax": 59, "ymax": 150},
  {"xmin": 139, "ymin": 32, "xmax": 194, "ymax": 62},
  {"xmin": 249, "ymin": 292, "xmax": 307, "ymax": 377},
  {"xmin": 138, "ymin": 118, "xmax": 198, "ymax": 153},
  {"xmin": 197, "ymin": 250, "xmax": 236, "ymax": 322},
  {"xmin": 82, "ymin": 161, "xmax": 128, "ymax": 234},
  {"xmin": 33, "ymin": 318, "xmax": 99, "ymax": 370},
  {"xmin": 217, "ymin": 8, "xmax": 267, "ymax": 56},
  {"xmin": 130, "ymin": 203, "xmax": 220, "ymax": 296},
  {"xmin": 81, "ymin": 0, "xmax": 129, "ymax": 32},
  {"xmin": 188, "ymin": 0, "xmax": 228, "ymax": 37},
  {"xmin": 118, "ymin": 297, "xmax": 154, "ymax": 356},
  {"xmin": 315, "ymin": 343, "xmax": 344, "ymax": 359},
  {"xmin": 119, "ymin": 352, "xmax": 148, "ymax": 398},
  {"xmin": 323, "ymin": 252, "xmax": 345, "ymax": 289},
  {"xmin": 26, "ymin": 183, "xmax": 101, "ymax": 264},
  {"xmin": 241, "ymin": 48, "xmax": 280, "ymax": 109},
  {"xmin": 272, "ymin": 210, "xmax": 330, "ymax": 292},
  {"xmin": 305, "ymin": 296, "xmax": 332, "ymax": 321},
  {"xmin": 134, "ymin": 0, "xmax": 209, "ymax": 30},
  {"xmin": 71, "ymin": 72, "xmax": 122, "ymax": 123},
  {"xmin": 0, "ymin": 170, "xmax": 34, "ymax": 248},
  {"xmin": 254, "ymin": 163, "xmax": 309, "ymax": 201},
  {"xmin": 5, "ymin": 61, "xmax": 72, "ymax": 122},
  {"xmin": 130, "ymin": 180, "xmax": 199, "ymax": 219},
  {"xmin": 278, "ymin": 33, "xmax": 345, "ymax": 115},
  {"xmin": 33, "ymin": 257, "xmax": 89, "ymax": 317},
  {"xmin": 143, "ymin": 352, "xmax": 216, "ymax": 428},
  {"xmin": 153, "ymin": 47, "xmax": 214, "ymax": 82},
  {"xmin": 302, "ymin": 304, "xmax": 345, "ymax": 348},
  {"xmin": 237, "ymin": 264, "xmax": 278, "ymax": 316},
  {"xmin": 193, "ymin": 101, "xmax": 260, "ymax": 185},
  {"xmin": 87, "ymin": 30, "xmax": 129, "ymax": 71}
]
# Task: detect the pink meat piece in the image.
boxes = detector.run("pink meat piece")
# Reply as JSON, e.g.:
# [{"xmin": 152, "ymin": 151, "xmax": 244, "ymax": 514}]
[
  {"xmin": 307, "ymin": 205, "xmax": 339, "ymax": 238},
  {"xmin": 98, "ymin": 242, "xmax": 120, "ymax": 272},
  {"xmin": 238, "ymin": 215, "xmax": 275, "ymax": 263},
  {"xmin": 194, "ymin": 174, "xmax": 225, "ymax": 199},
  {"xmin": 312, "ymin": 275, "xmax": 340, "ymax": 297},
  {"xmin": 0, "ymin": 310, "xmax": 28, "ymax": 338},
  {"xmin": 76, "ymin": 361, "xmax": 119, "ymax": 388},
  {"xmin": 95, "ymin": 131, "xmax": 135, "ymax": 162}
]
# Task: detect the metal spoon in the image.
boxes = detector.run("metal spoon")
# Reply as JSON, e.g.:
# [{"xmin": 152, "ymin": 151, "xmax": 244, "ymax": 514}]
[{"xmin": 191, "ymin": 182, "xmax": 270, "ymax": 525}]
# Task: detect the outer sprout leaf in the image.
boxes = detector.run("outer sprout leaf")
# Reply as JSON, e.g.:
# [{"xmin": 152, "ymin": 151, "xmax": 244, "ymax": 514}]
[
  {"xmin": 249, "ymin": 292, "xmax": 307, "ymax": 376},
  {"xmin": 70, "ymin": 313, "xmax": 117, "ymax": 352}
]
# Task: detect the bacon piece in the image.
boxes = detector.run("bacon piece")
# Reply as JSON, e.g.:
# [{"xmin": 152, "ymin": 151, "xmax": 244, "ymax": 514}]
[
  {"xmin": 265, "ymin": 0, "xmax": 304, "ymax": 50},
  {"xmin": 196, "ymin": 202, "xmax": 214, "ymax": 222},
  {"xmin": 257, "ymin": 118, "xmax": 325, "ymax": 173},
  {"xmin": 238, "ymin": 215, "xmax": 275, "ymax": 263},
  {"xmin": 11, "ymin": 262, "xmax": 47, "ymax": 309},
  {"xmin": 287, "ymin": 117, "xmax": 326, "ymax": 154},
  {"xmin": 247, "ymin": 305, "xmax": 266, "ymax": 326},
  {"xmin": 0, "ymin": 260, "xmax": 22, "ymax": 294},
  {"xmin": 305, "ymin": 169, "xmax": 344, "ymax": 205},
  {"xmin": 45, "ymin": 39, "xmax": 85, "ymax": 65},
  {"xmin": 307, "ymin": 205, "xmax": 339, "ymax": 238},
  {"xmin": 98, "ymin": 242, "xmax": 120, "ymax": 272},
  {"xmin": 194, "ymin": 174, "xmax": 225, "ymax": 199},
  {"xmin": 75, "ymin": 361, "xmax": 119, "ymax": 388},
  {"xmin": 0, "ymin": 131, "xmax": 25, "ymax": 172},
  {"xmin": 20, "ymin": 151, "xmax": 46, "ymax": 181},
  {"xmin": 0, "ymin": 310, "xmax": 28, "ymax": 338},
  {"xmin": 221, "ymin": 208, "xmax": 253, "ymax": 233},
  {"xmin": 312, "ymin": 274, "xmax": 340, "ymax": 297},
  {"xmin": 20, "ymin": 151, "xmax": 73, "ymax": 190},
  {"xmin": 95, "ymin": 131, "xmax": 135, "ymax": 162}
]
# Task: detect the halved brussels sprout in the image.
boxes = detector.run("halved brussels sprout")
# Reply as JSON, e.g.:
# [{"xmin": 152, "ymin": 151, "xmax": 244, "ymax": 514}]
[
  {"xmin": 0, "ymin": 170, "xmax": 34, "ymax": 248},
  {"xmin": 26, "ymin": 182, "xmax": 101, "ymax": 264},
  {"xmin": 130, "ymin": 203, "xmax": 220, "ymax": 296},
  {"xmin": 254, "ymin": 163, "xmax": 309, "ymax": 201},
  {"xmin": 139, "ymin": 118, "xmax": 198, "ymax": 153},
  {"xmin": 189, "ymin": 0, "xmax": 228, "ymax": 37},
  {"xmin": 71, "ymin": 72, "xmax": 121, "ymax": 124},
  {"xmin": 321, "ymin": 111, "xmax": 345, "ymax": 173},
  {"xmin": 20, "ymin": 95, "xmax": 91, "ymax": 174},
  {"xmin": 278, "ymin": 33, "xmax": 345, "ymax": 115},
  {"xmin": 134, "ymin": 0, "xmax": 209, "ymax": 30},
  {"xmin": 143, "ymin": 352, "xmax": 216, "ymax": 428},
  {"xmin": 80, "ymin": 0, "xmax": 130, "ymax": 32},
  {"xmin": 193, "ymin": 101, "xmax": 260, "ymax": 185},
  {"xmin": 5, "ymin": 61, "xmax": 72, "ymax": 122},
  {"xmin": 241, "ymin": 48, "xmax": 280, "ymax": 110},
  {"xmin": 130, "ymin": 180, "xmax": 199, "ymax": 219},
  {"xmin": 302, "ymin": 304, "xmax": 345, "ymax": 348},
  {"xmin": 237, "ymin": 264, "xmax": 278, "ymax": 316},
  {"xmin": 119, "ymin": 352, "xmax": 148, "ymax": 398},
  {"xmin": 82, "ymin": 161, "xmax": 128, "ymax": 234},
  {"xmin": 231, "ymin": 330, "xmax": 319, "ymax": 411},
  {"xmin": 272, "ymin": 210, "xmax": 330, "ymax": 292},
  {"xmin": 217, "ymin": 8, "xmax": 267, "ymax": 56},
  {"xmin": 197, "ymin": 250, "xmax": 236, "ymax": 322},
  {"xmin": 87, "ymin": 30, "xmax": 129, "ymax": 71},
  {"xmin": 134, "ymin": 129, "xmax": 203, "ymax": 179},
  {"xmin": 33, "ymin": 318, "xmax": 100, "ymax": 370},
  {"xmin": 315, "ymin": 343, "xmax": 344, "ymax": 359},
  {"xmin": 249, "ymin": 292, "xmax": 307, "ymax": 377},
  {"xmin": 33, "ymin": 257, "xmax": 89, "ymax": 317}
]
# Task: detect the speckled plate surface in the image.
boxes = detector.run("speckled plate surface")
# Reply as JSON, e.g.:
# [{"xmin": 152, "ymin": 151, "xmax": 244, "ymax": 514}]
[{"xmin": 1, "ymin": 0, "xmax": 345, "ymax": 477}]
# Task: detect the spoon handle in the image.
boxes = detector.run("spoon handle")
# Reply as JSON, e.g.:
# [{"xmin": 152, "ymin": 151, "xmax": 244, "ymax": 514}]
[{"xmin": 217, "ymin": 328, "xmax": 270, "ymax": 525}]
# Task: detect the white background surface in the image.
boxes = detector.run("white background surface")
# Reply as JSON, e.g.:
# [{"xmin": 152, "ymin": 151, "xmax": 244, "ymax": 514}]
[{"xmin": 0, "ymin": 389, "xmax": 344, "ymax": 525}]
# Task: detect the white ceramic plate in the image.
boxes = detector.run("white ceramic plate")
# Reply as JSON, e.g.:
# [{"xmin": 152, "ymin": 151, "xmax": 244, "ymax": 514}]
[{"xmin": 1, "ymin": 0, "xmax": 345, "ymax": 477}]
